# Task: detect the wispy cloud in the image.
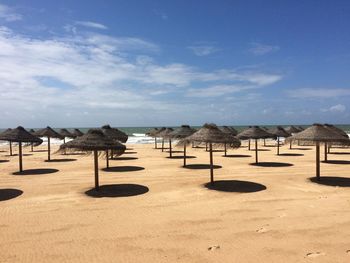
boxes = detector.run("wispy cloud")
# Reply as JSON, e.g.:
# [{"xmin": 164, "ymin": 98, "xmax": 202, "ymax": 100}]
[
  {"xmin": 153, "ymin": 9, "xmax": 168, "ymax": 20},
  {"xmin": 321, "ymin": 104, "xmax": 346, "ymax": 113},
  {"xmin": 75, "ymin": 21, "xmax": 108, "ymax": 30},
  {"xmin": 249, "ymin": 42, "xmax": 280, "ymax": 55},
  {"xmin": 188, "ymin": 45, "xmax": 220, "ymax": 56},
  {"xmin": 287, "ymin": 88, "xmax": 350, "ymax": 99},
  {"xmin": 0, "ymin": 4, "xmax": 22, "ymax": 22}
]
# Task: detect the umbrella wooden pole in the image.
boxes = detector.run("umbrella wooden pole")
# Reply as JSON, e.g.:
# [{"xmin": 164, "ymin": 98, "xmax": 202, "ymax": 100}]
[
  {"xmin": 224, "ymin": 143, "xmax": 227, "ymax": 157},
  {"xmin": 277, "ymin": 137, "xmax": 280, "ymax": 155},
  {"xmin": 31, "ymin": 143, "xmax": 33, "ymax": 152},
  {"xmin": 9, "ymin": 141, "xmax": 12, "ymax": 156},
  {"xmin": 162, "ymin": 138, "xmax": 164, "ymax": 152},
  {"xmin": 106, "ymin": 150, "xmax": 109, "ymax": 168},
  {"xmin": 206, "ymin": 143, "xmax": 208, "ymax": 152},
  {"xmin": 94, "ymin": 150, "xmax": 99, "ymax": 191},
  {"xmin": 209, "ymin": 143, "xmax": 214, "ymax": 184},
  {"xmin": 169, "ymin": 139, "xmax": 172, "ymax": 157},
  {"xmin": 263, "ymin": 139, "xmax": 266, "ymax": 147},
  {"xmin": 63, "ymin": 137, "xmax": 66, "ymax": 155},
  {"xmin": 183, "ymin": 144, "xmax": 187, "ymax": 167},
  {"xmin": 19, "ymin": 142, "xmax": 23, "ymax": 172},
  {"xmin": 154, "ymin": 137, "xmax": 157, "ymax": 149},
  {"xmin": 290, "ymin": 141, "xmax": 292, "ymax": 150},
  {"xmin": 47, "ymin": 137, "xmax": 51, "ymax": 161},
  {"xmin": 324, "ymin": 143, "xmax": 327, "ymax": 162},
  {"xmin": 248, "ymin": 140, "xmax": 251, "ymax": 150},
  {"xmin": 316, "ymin": 143, "xmax": 320, "ymax": 180},
  {"xmin": 255, "ymin": 139, "xmax": 258, "ymax": 163}
]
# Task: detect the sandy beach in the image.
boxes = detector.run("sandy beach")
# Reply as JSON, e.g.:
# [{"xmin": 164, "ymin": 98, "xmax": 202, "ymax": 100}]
[{"xmin": 1, "ymin": 142, "xmax": 350, "ymax": 262}]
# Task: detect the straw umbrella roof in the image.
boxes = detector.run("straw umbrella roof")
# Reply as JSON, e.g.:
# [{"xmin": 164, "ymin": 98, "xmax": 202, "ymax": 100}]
[
  {"xmin": 35, "ymin": 126, "xmax": 63, "ymax": 139},
  {"xmin": 60, "ymin": 129, "xmax": 126, "ymax": 153},
  {"xmin": 220, "ymin": 126, "xmax": 238, "ymax": 136},
  {"xmin": 182, "ymin": 123, "xmax": 241, "ymax": 147},
  {"xmin": 157, "ymin": 127, "xmax": 174, "ymax": 138},
  {"xmin": 146, "ymin": 127, "xmax": 159, "ymax": 137},
  {"xmin": 237, "ymin": 126, "xmax": 274, "ymax": 140},
  {"xmin": 269, "ymin": 126, "xmax": 291, "ymax": 138},
  {"xmin": 324, "ymin": 124, "xmax": 348, "ymax": 138},
  {"xmin": 0, "ymin": 126, "xmax": 42, "ymax": 143},
  {"xmin": 72, "ymin": 128, "xmax": 84, "ymax": 137},
  {"xmin": 298, "ymin": 126, "xmax": 305, "ymax": 131},
  {"xmin": 285, "ymin": 126, "xmax": 301, "ymax": 134},
  {"xmin": 101, "ymin": 125, "xmax": 128, "ymax": 143},
  {"xmin": 60, "ymin": 128, "xmax": 75, "ymax": 138},
  {"xmin": 153, "ymin": 127, "xmax": 166, "ymax": 137},
  {"xmin": 101, "ymin": 125, "xmax": 127, "ymax": 142},
  {"xmin": 168, "ymin": 125, "xmax": 196, "ymax": 139},
  {"xmin": 286, "ymin": 124, "xmax": 350, "ymax": 144},
  {"xmin": 29, "ymin": 129, "xmax": 36, "ymax": 134},
  {"xmin": 0, "ymin": 128, "xmax": 12, "ymax": 137}
]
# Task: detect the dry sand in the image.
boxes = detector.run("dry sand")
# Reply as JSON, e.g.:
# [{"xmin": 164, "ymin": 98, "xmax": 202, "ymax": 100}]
[{"xmin": 1, "ymin": 142, "xmax": 350, "ymax": 262}]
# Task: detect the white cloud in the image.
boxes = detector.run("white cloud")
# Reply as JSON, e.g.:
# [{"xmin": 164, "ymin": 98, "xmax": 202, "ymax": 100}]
[
  {"xmin": 287, "ymin": 88, "xmax": 350, "ymax": 98},
  {"xmin": 322, "ymin": 104, "xmax": 346, "ymax": 113},
  {"xmin": 0, "ymin": 4, "xmax": 22, "ymax": 22},
  {"xmin": 188, "ymin": 45, "xmax": 220, "ymax": 56},
  {"xmin": 75, "ymin": 21, "xmax": 108, "ymax": 30},
  {"xmin": 0, "ymin": 26, "xmax": 283, "ymax": 126},
  {"xmin": 249, "ymin": 42, "xmax": 280, "ymax": 55}
]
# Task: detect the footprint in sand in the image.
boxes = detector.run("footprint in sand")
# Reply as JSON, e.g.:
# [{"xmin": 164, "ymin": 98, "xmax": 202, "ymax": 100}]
[
  {"xmin": 306, "ymin": 252, "xmax": 325, "ymax": 258},
  {"xmin": 208, "ymin": 245, "xmax": 220, "ymax": 251},
  {"xmin": 256, "ymin": 224, "xmax": 269, "ymax": 233},
  {"xmin": 346, "ymin": 250, "xmax": 350, "ymax": 254}
]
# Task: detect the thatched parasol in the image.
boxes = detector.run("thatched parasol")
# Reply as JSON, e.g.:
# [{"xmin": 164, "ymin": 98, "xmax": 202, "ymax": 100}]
[
  {"xmin": 286, "ymin": 124, "xmax": 350, "ymax": 180},
  {"xmin": 0, "ymin": 126, "xmax": 42, "ymax": 172},
  {"xmin": 101, "ymin": 125, "xmax": 128, "ymax": 143},
  {"xmin": 59, "ymin": 129, "xmax": 126, "ymax": 190},
  {"xmin": 168, "ymin": 125, "xmax": 196, "ymax": 166},
  {"xmin": 72, "ymin": 128, "xmax": 84, "ymax": 137},
  {"xmin": 237, "ymin": 126, "xmax": 274, "ymax": 163},
  {"xmin": 60, "ymin": 129, "xmax": 76, "ymax": 141},
  {"xmin": 285, "ymin": 126, "xmax": 301, "ymax": 134},
  {"xmin": 101, "ymin": 125, "xmax": 127, "ymax": 168},
  {"xmin": 220, "ymin": 126, "xmax": 239, "ymax": 156},
  {"xmin": 146, "ymin": 127, "xmax": 160, "ymax": 149},
  {"xmin": 269, "ymin": 126, "xmax": 290, "ymax": 155},
  {"xmin": 35, "ymin": 126, "xmax": 63, "ymax": 161},
  {"xmin": 157, "ymin": 128, "xmax": 174, "ymax": 153},
  {"xmin": 180, "ymin": 123, "xmax": 241, "ymax": 183},
  {"xmin": 323, "ymin": 124, "xmax": 349, "ymax": 159},
  {"xmin": 1, "ymin": 128, "xmax": 14, "ymax": 156}
]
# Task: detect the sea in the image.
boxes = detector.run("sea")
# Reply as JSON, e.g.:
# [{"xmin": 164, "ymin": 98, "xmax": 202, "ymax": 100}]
[{"xmin": 0, "ymin": 125, "xmax": 350, "ymax": 146}]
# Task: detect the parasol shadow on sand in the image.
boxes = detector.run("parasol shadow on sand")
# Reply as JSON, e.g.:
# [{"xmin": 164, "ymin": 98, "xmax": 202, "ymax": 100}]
[
  {"xmin": 309, "ymin": 177, "xmax": 350, "ymax": 187},
  {"xmin": 223, "ymin": 154, "xmax": 251, "ymax": 158},
  {"xmin": 85, "ymin": 184, "xmax": 149, "ymax": 198},
  {"xmin": 102, "ymin": 166, "xmax": 145, "ymax": 172},
  {"xmin": 250, "ymin": 162, "xmax": 293, "ymax": 167},
  {"xmin": 0, "ymin": 189, "xmax": 23, "ymax": 201},
  {"xmin": 13, "ymin": 168, "xmax": 59, "ymax": 175},
  {"xmin": 204, "ymin": 180, "xmax": 266, "ymax": 193},
  {"xmin": 184, "ymin": 164, "xmax": 222, "ymax": 170}
]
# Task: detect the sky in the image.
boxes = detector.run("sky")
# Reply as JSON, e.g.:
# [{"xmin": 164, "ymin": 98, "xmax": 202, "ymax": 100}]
[{"xmin": 0, "ymin": 0, "xmax": 349, "ymax": 128}]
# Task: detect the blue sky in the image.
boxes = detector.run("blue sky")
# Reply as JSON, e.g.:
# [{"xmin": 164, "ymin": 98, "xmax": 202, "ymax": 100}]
[{"xmin": 0, "ymin": 0, "xmax": 349, "ymax": 128}]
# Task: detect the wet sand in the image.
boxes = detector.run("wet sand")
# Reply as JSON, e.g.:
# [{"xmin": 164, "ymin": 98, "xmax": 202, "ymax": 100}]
[{"xmin": 1, "ymin": 142, "xmax": 350, "ymax": 262}]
